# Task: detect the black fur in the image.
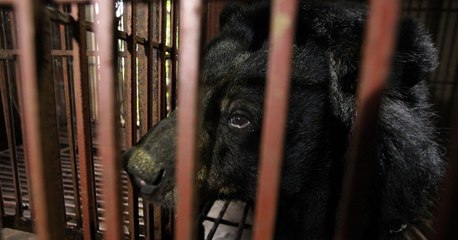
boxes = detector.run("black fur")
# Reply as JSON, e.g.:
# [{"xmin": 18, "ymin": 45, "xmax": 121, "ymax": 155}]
[{"xmin": 125, "ymin": 1, "xmax": 444, "ymax": 239}]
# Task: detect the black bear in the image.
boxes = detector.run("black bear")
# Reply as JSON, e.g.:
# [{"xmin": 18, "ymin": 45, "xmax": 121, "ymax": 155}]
[{"xmin": 124, "ymin": 1, "xmax": 444, "ymax": 239}]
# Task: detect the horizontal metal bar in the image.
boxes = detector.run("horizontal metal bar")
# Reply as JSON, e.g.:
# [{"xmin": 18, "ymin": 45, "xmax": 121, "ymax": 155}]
[
  {"xmin": 0, "ymin": 49, "xmax": 74, "ymax": 57},
  {"xmin": 0, "ymin": 50, "xmax": 18, "ymax": 59},
  {"xmin": 52, "ymin": 0, "xmax": 92, "ymax": 3},
  {"xmin": 334, "ymin": 0, "xmax": 400, "ymax": 239},
  {"xmin": 252, "ymin": 1, "xmax": 298, "ymax": 240}
]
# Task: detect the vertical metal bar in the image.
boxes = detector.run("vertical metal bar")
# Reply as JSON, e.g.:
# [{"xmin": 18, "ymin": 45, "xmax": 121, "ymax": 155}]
[
  {"xmin": 175, "ymin": 0, "xmax": 203, "ymax": 239},
  {"xmin": 145, "ymin": 2, "xmax": 157, "ymax": 239},
  {"xmin": 433, "ymin": 105, "xmax": 458, "ymax": 240},
  {"xmin": 59, "ymin": 5, "xmax": 82, "ymax": 228},
  {"xmin": 170, "ymin": 0, "xmax": 178, "ymax": 111},
  {"xmin": 334, "ymin": 0, "xmax": 400, "ymax": 239},
  {"xmin": 0, "ymin": 9, "xmax": 23, "ymax": 219},
  {"xmin": 94, "ymin": 1, "xmax": 123, "ymax": 239},
  {"xmin": 71, "ymin": 4, "xmax": 98, "ymax": 239},
  {"xmin": 137, "ymin": 3, "xmax": 149, "ymax": 137},
  {"xmin": 125, "ymin": 2, "xmax": 140, "ymax": 239},
  {"xmin": 14, "ymin": 1, "xmax": 66, "ymax": 239},
  {"xmin": 7, "ymin": 9, "xmax": 34, "ymax": 219},
  {"xmin": 0, "ymin": 184, "xmax": 3, "ymax": 240},
  {"xmin": 434, "ymin": 0, "xmax": 452, "ymax": 82},
  {"xmin": 159, "ymin": 0, "xmax": 168, "ymax": 119},
  {"xmin": 442, "ymin": 15, "xmax": 458, "ymax": 124},
  {"xmin": 252, "ymin": 1, "xmax": 298, "ymax": 240},
  {"xmin": 147, "ymin": 0, "xmax": 155, "ymax": 128},
  {"xmin": 0, "ymin": 62, "xmax": 22, "ymax": 217}
]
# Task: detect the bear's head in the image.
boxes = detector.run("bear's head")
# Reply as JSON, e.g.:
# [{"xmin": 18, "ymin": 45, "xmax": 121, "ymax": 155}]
[{"xmin": 124, "ymin": 1, "xmax": 443, "ymax": 238}]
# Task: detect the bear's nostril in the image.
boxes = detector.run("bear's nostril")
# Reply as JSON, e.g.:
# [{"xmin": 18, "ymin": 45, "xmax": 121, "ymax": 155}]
[{"xmin": 132, "ymin": 168, "xmax": 165, "ymax": 189}]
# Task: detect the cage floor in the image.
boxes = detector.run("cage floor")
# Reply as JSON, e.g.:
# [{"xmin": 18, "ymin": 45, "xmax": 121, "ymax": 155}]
[{"xmin": 0, "ymin": 133, "xmax": 252, "ymax": 239}]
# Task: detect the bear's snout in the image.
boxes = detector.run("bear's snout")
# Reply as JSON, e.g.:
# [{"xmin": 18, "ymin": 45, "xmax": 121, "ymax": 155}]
[{"xmin": 124, "ymin": 148, "xmax": 167, "ymax": 195}]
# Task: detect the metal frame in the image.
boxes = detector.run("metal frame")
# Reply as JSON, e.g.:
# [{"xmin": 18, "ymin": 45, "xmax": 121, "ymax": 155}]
[{"xmin": 0, "ymin": 0, "xmax": 457, "ymax": 239}]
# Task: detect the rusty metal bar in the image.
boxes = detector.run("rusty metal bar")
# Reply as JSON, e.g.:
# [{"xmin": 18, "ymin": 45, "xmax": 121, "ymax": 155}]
[
  {"xmin": 252, "ymin": 1, "xmax": 298, "ymax": 240},
  {"xmin": 125, "ymin": 2, "xmax": 140, "ymax": 239},
  {"xmin": 51, "ymin": 50, "xmax": 73, "ymax": 56},
  {"xmin": 0, "ymin": 10, "xmax": 22, "ymax": 219},
  {"xmin": 0, "ymin": 61, "xmax": 22, "ymax": 217},
  {"xmin": 0, "ymin": 49, "xmax": 19, "ymax": 59},
  {"xmin": 14, "ymin": 1, "xmax": 66, "ymax": 239},
  {"xmin": 334, "ymin": 0, "xmax": 400, "ymax": 239},
  {"xmin": 137, "ymin": 3, "xmax": 148, "ymax": 136},
  {"xmin": 71, "ymin": 4, "xmax": 98, "ymax": 239},
  {"xmin": 59, "ymin": 4, "xmax": 82, "ymax": 228},
  {"xmin": 170, "ymin": 0, "xmax": 178, "ymax": 111},
  {"xmin": 175, "ymin": 0, "xmax": 203, "ymax": 239},
  {"xmin": 147, "ymin": 0, "xmax": 156, "ymax": 128},
  {"xmin": 94, "ymin": 1, "xmax": 123, "ymax": 239},
  {"xmin": 144, "ymin": 3, "xmax": 157, "ymax": 238},
  {"xmin": 158, "ymin": 0, "xmax": 168, "ymax": 119},
  {"xmin": 9, "ymin": 10, "xmax": 35, "ymax": 220}
]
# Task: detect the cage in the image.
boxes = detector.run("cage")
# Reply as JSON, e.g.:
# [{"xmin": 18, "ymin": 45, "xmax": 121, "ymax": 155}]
[{"xmin": 0, "ymin": 0, "xmax": 457, "ymax": 240}]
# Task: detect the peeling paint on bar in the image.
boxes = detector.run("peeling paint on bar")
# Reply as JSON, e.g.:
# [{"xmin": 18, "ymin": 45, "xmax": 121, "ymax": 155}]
[{"xmin": 252, "ymin": 1, "xmax": 299, "ymax": 240}]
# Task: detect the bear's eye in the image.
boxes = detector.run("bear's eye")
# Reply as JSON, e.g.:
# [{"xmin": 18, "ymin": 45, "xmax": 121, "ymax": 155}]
[{"xmin": 229, "ymin": 114, "xmax": 251, "ymax": 129}]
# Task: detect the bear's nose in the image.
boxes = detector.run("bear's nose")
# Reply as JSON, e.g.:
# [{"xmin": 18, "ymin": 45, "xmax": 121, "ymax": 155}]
[
  {"xmin": 124, "ymin": 147, "xmax": 166, "ymax": 194},
  {"xmin": 133, "ymin": 169, "xmax": 166, "ymax": 194}
]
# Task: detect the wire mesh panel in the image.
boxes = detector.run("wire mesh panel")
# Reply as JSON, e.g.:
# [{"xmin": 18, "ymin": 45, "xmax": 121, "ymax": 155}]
[{"xmin": 0, "ymin": 0, "xmax": 179, "ymax": 239}]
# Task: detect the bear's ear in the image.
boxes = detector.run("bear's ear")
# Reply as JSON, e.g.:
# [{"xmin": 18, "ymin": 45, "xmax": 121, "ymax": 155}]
[
  {"xmin": 308, "ymin": 5, "xmax": 438, "ymax": 125},
  {"xmin": 393, "ymin": 19, "xmax": 438, "ymax": 87}
]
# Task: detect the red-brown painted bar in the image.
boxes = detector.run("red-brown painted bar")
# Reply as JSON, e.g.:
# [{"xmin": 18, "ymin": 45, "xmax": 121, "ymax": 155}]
[
  {"xmin": 175, "ymin": 0, "xmax": 203, "ymax": 239},
  {"xmin": 59, "ymin": 6, "xmax": 82, "ymax": 227},
  {"xmin": 94, "ymin": 1, "xmax": 123, "ymax": 239},
  {"xmin": 14, "ymin": 1, "xmax": 66, "ymax": 239},
  {"xmin": 334, "ymin": 0, "xmax": 400, "ymax": 239},
  {"xmin": 252, "ymin": 1, "xmax": 298, "ymax": 240},
  {"xmin": 7, "ymin": 9, "xmax": 35, "ymax": 219},
  {"xmin": 125, "ymin": 2, "xmax": 140, "ymax": 240},
  {"xmin": 71, "ymin": 4, "xmax": 98, "ymax": 239}
]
